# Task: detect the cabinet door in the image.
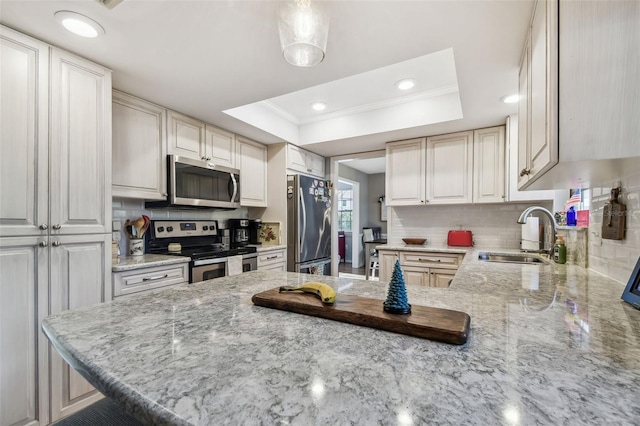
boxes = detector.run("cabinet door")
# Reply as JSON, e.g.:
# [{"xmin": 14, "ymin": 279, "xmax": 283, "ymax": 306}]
[
  {"xmin": 378, "ymin": 251, "xmax": 399, "ymax": 282},
  {"xmin": 204, "ymin": 125, "xmax": 236, "ymax": 168},
  {"xmin": 473, "ymin": 126, "xmax": 505, "ymax": 203},
  {"xmin": 112, "ymin": 90, "xmax": 167, "ymax": 200},
  {"xmin": 167, "ymin": 110, "xmax": 205, "ymax": 160},
  {"xmin": 49, "ymin": 48, "xmax": 111, "ymax": 235},
  {"xmin": 426, "ymin": 131, "xmax": 473, "ymax": 204},
  {"xmin": 517, "ymin": 36, "xmax": 530, "ymax": 189},
  {"xmin": 528, "ymin": 0, "xmax": 558, "ymax": 181},
  {"xmin": 385, "ymin": 138, "xmax": 425, "ymax": 206},
  {"xmin": 286, "ymin": 144, "xmax": 308, "ymax": 173},
  {"xmin": 236, "ymin": 136, "xmax": 268, "ymax": 207},
  {"xmin": 0, "ymin": 27, "xmax": 49, "ymax": 237},
  {"xmin": 306, "ymin": 151, "xmax": 325, "ymax": 177},
  {"xmin": 0, "ymin": 236, "xmax": 50, "ymax": 426},
  {"xmin": 429, "ymin": 268, "xmax": 456, "ymax": 288},
  {"xmin": 402, "ymin": 266, "xmax": 430, "ymax": 287},
  {"xmin": 49, "ymin": 234, "xmax": 110, "ymax": 422}
]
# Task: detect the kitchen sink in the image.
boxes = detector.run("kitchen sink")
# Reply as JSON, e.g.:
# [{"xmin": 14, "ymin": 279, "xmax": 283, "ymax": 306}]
[{"xmin": 478, "ymin": 252, "xmax": 549, "ymax": 265}]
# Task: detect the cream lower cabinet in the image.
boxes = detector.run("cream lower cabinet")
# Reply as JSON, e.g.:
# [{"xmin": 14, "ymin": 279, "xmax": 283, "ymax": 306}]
[
  {"xmin": 0, "ymin": 234, "xmax": 110, "ymax": 425},
  {"xmin": 49, "ymin": 234, "xmax": 112, "ymax": 422},
  {"xmin": 0, "ymin": 237, "xmax": 49, "ymax": 426},
  {"xmin": 112, "ymin": 90, "xmax": 167, "ymax": 200},
  {"xmin": 257, "ymin": 248, "xmax": 287, "ymax": 271},
  {"xmin": 379, "ymin": 249, "xmax": 462, "ymax": 288},
  {"xmin": 236, "ymin": 136, "xmax": 268, "ymax": 207},
  {"xmin": 113, "ymin": 262, "xmax": 188, "ymax": 297}
]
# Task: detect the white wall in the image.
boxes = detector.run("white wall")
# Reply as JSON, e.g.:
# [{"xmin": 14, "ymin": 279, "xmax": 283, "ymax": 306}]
[
  {"xmin": 588, "ymin": 170, "xmax": 640, "ymax": 284},
  {"xmin": 367, "ymin": 173, "xmax": 387, "ymax": 235},
  {"xmin": 388, "ymin": 201, "xmax": 553, "ymax": 249}
]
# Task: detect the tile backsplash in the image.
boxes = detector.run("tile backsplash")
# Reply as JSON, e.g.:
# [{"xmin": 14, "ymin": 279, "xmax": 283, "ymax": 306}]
[
  {"xmin": 388, "ymin": 201, "xmax": 553, "ymax": 250},
  {"xmin": 588, "ymin": 170, "xmax": 640, "ymax": 284}
]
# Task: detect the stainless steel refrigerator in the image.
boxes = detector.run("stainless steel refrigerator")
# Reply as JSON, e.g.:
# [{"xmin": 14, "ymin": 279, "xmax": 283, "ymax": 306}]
[{"xmin": 287, "ymin": 174, "xmax": 332, "ymax": 275}]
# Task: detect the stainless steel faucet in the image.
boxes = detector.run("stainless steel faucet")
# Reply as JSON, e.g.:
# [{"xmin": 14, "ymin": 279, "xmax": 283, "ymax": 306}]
[{"xmin": 517, "ymin": 206, "xmax": 557, "ymax": 254}]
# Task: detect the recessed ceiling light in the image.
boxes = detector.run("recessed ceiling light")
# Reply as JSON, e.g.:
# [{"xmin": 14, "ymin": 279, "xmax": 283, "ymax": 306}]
[
  {"xmin": 395, "ymin": 78, "xmax": 416, "ymax": 91},
  {"xmin": 500, "ymin": 94, "xmax": 519, "ymax": 104},
  {"xmin": 311, "ymin": 102, "xmax": 327, "ymax": 111},
  {"xmin": 55, "ymin": 11, "xmax": 105, "ymax": 38}
]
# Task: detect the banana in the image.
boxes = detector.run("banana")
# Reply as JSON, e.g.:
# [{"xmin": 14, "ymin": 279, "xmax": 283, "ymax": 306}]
[{"xmin": 279, "ymin": 282, "xmax": 336, "ymax": 304}]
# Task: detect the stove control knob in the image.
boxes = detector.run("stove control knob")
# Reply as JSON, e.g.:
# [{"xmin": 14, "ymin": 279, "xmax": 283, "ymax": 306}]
[
  {"xmin": 167, "ymin": 226, "xmax": 174, "ymax": 232},
  {"xmin": 203, "ymin": 226, "xmax": 208, "ymax": 231},
  {"xmin": 157, "ymin": 227, "xmax": 165, "ymax": 233}
]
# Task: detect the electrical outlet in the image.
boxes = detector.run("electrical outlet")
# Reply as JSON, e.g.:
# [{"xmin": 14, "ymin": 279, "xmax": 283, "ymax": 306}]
[{"xmin": 112, "ymin": 220, "xmax": 121, "ymax": 231}]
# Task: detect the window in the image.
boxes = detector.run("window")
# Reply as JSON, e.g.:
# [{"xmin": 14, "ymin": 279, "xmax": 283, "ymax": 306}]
[{"xmin": 338, "ymin": 189, "xmax": 353, "ymax": 232}]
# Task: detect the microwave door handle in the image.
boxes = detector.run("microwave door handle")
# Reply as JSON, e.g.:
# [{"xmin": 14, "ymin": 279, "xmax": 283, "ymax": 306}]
[{"xmin": 230, "ymin": 173, "xmax": 238, "ymax": 202}]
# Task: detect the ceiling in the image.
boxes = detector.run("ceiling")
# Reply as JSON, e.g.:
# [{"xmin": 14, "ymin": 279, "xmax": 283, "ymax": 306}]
[{"xmin": 0, "ymin": 0, "xmax": 531, "ymax": 159}]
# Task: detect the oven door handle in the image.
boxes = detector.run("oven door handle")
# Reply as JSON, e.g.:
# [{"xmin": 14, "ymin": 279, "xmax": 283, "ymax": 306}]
[
  {"xmin": 230, "ymin": 173, "xmax": 238, "ymax": 203},
  {"xmin": 193, "ymin": 257, "xmax": 228, "ymax": 267}
]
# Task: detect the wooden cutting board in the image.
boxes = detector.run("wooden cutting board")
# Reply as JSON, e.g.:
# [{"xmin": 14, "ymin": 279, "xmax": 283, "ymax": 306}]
[{"xmin": 252, "ymin": 288, "xmax": 470, "ymax": 345}]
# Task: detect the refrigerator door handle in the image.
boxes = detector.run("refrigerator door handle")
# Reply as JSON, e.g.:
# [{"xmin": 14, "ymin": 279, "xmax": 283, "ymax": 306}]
[{"xmin": 299, "ymin": 186, "xmax": 307, "ymax": 255}]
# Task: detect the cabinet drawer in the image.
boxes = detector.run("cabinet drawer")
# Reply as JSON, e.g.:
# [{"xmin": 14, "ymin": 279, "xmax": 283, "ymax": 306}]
[
  {"xmin": 258, "ymin": 262, "xmax": 286, "ymax": 272},
  {"xmin": 113, "ymin": 263, "xmax": 188, "ymax": 297},
  {"xmin": 400, "ymin": 252, "xmax": 461, "ymax": 269},
  {"xmin": 257, "ymin": 250, "xmax": 286, "ymax": 267}
]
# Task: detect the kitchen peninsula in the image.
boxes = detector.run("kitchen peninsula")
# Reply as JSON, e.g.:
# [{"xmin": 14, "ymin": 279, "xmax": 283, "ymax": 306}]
[{"xmin": 43, "ymin": 251, "xmax": 640, "ymax": 425}]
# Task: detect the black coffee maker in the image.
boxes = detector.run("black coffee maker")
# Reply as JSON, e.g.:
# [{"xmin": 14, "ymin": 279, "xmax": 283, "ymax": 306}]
[
  {"xmin": 248, "ymin": 219, "xmax": 262, "ymax": 245},
  {"xmin": 228, "ymin": 219, "xmax": 249, "ymax": 248}
]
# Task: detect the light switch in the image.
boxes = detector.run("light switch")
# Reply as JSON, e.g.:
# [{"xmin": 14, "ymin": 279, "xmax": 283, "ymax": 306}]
[{"xmin": 112, "ymin": 220, "xmax": 121, "ymax": 231}]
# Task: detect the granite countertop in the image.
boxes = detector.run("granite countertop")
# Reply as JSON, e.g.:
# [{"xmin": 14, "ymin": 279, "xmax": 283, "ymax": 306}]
[
  {"xmin": 43, "ymin": 249, "xmax": 640, "ymax": 425},
  {"xmin": 112, "ymin": 254, "xmax": 191, "ymax": 272}
]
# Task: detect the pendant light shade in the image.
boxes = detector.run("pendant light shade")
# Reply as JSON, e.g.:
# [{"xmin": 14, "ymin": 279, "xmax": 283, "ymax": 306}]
[{"xmin": 278, "ymin": 0, "xmax": 329, "ymax": 67}]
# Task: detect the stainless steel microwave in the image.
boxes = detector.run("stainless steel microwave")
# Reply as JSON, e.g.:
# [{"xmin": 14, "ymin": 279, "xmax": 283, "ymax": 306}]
[{"xmin": 146, "ymin": 155, "xmax": 240, "ymax": 209}]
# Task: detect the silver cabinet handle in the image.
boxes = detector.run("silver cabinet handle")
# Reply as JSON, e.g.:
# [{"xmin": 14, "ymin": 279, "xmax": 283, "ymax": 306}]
[
  {"xmin": 307, "ymin": 168, "xmax": 312, "ymax": 172},
  {"xmin": 266, "ymin": 255, "xmax": 278, "ymax": 260},
  {"xmin": 39, "ymin": 241, "xmax": 48, "ymax": 247},
  {"xmin": 418, "ymin": 258, "xmax": 441, "ymax": 262},
  {"xmin": 52, "ymin": 241, "xmax": 61, "ymax": 247},
  {"xmin": 142, "ymin": 274, "xmax": 169, "ymax": 281},
  {"xmin": 163, "ymin": 192, "xmax": 168, "ymax": 197},
  {"xmin": 39, "ymin": 224, "xmax": 48, "ymax": 230},
  {"xmin": 52, "ymin": 224, "xmax": 61, "ymax": 230},
  {"xmin": 201, "ymin": 156, "xmax": 206, "ymax": 160},
  {"xmin": 519, "ymin": 168, "xmax": 531, "ymax": 177}
]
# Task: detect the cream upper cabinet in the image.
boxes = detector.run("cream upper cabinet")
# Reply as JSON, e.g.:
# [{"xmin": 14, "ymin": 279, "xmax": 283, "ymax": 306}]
[
  {"xmin": 426, "ymin": 131, "xmax": 473, "ymax": 204},
  {"xmin": 112, "ymin": 90, "xmax": 167, "ymax": 200},
  {"xmin": 49, "ymin": 48, "xmax": 112, "ymax": 235},
  {"xmin": 516, "ymin": 0, "xmax": 559, "ymax": 190},
  {"xmin": 517, "ymin": 35, "xmax": 530, "ymax": 189},
  {"xmin": 473, "ymin": 126, "xmax": 506, "ymax": 203},
  {"xmin": 286, "ymin": 144, "xmax": 325, "ymax": 177},
  {"xmin": 167, "ymin": 110, "xmax": 205, "ymax": 159},
  {"xmin": 0, "ymin": 236, "xmax": 50, "ymax": 426},
  {"xmin": 204, "ymin": 125, "xmax": 236, "ymax": 168},
  {"xmin": 385, "ymin": 138, "xmax": 426, "ymax": 206},
  {"xmin": 0, "ymin": 27, "xmax": 49, "ymax": 237},
  {"xmin": 236, "ymin": 136, "xmax": 268, "ymax": 207},
  {"xmin": 49, "ymin": 234, "xmax": 111, "ymax": 422}
]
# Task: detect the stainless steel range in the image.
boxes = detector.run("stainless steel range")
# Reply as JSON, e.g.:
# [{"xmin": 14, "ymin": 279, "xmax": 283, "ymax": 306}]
[{"xmin": 145, "ymin": 220, "xmax": 257, "ymax": 283}]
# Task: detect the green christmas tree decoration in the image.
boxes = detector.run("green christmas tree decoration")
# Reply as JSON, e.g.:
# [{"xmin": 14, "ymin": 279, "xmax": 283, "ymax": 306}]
[{"xmin": 383, "ymin": 260, "xmax": 411, "ymax": 314}]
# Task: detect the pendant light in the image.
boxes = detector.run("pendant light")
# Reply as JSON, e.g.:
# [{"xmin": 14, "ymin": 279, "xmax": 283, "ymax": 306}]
[{"xmin": 278, "ymin": 0, "xmax": 329, "ymax": 67}]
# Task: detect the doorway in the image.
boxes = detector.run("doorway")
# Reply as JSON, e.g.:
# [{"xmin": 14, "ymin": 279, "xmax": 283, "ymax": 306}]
[
  {"xmin": 337, "ymin": 178, "xmax": 360, "ymax": 271},
  {"xmin": 330, "ymin": 150, "xmax": 386, "ymax": 277}
]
